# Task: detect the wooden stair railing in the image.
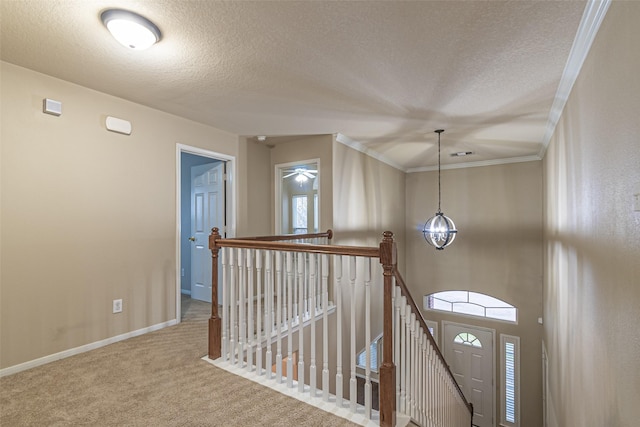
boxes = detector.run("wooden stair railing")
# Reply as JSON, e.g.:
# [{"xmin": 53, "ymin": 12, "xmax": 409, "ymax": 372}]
[
  {"xmin": 208, "ymin": 228, "xmax": 472, "ymax": 427},
  {"xmin": 392, "ymin": 268, "xmax": 474, "ymax": 426},
  {"xmin": 231, "ymin": 229, "xmax": 333, "ymax": 242},
  {"xmin": 207, "ymin": 228, "xmax": 335, "ymax": 360}
]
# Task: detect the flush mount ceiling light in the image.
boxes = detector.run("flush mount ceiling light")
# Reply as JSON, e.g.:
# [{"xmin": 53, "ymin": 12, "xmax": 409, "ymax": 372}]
[
  {"xmin": 423, "ymin": 130, "xmax": 457, "ymax": 250},
  {"xmin": 101, "ymin": 9, "xmax": 161, "ymax": 50}
]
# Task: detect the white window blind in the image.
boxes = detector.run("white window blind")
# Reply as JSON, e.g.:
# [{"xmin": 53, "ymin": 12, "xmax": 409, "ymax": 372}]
[{"xmin": 500, "ymin": 334, "xmax": 520, "ymax": 427}]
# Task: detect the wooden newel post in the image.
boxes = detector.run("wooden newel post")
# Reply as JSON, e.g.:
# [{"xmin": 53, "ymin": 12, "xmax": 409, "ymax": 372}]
[
  {"xmin": 208, "ymin": 227, "xmax": 222, "ymax": 359},
  {"xmin": 379, "ymin": 231, "xmax": 397, "ymax": 427}
]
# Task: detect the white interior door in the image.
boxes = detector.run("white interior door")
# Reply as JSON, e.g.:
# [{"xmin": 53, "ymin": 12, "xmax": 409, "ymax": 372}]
[
  {"xmin": 443, "ymin": 322, "xmax": 495, "ymax": 427},
  {"xmin": 190, "ymin": 162, "xmax": 224, "ymax": 302}
]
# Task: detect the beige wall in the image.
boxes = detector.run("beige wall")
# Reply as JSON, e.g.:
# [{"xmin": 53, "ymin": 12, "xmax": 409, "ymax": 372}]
[
  {"xmin": 237, "ymin": 137, "xmax": 271, "ymax": 236},
  {"xmin": 332, "ymin": 140, "xmax": 406, "ymax": 268},
  {"xmin": 405, "ymin": 161, "xmax": 543, "ymax": 426},
  {"xmin": 0, "ymin": 62, "xmax": 239, "ymax": 369},
  {"xmin": 543, "ymin": 2, "xmax": 640, "ymax": 426},
  {"xmin": 270, "ymin": 135, "xmax": 334, "ymax": 235}
]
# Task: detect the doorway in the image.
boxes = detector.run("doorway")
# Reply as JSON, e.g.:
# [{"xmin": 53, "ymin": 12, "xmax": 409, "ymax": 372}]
[
  {"xmin": 443, "ymin": 321, "xmax": 496, "ymax": 427},
  {"xmin": 275, "ymin": 159, "xmax": 320, "ymax": 234},
  {"xmin": 189, "ymin": 161, "xmax": 225, "ymax": 302},
  {"xmin": 176, "ymin": 144, "xmax": 235, "ymax": 322}
]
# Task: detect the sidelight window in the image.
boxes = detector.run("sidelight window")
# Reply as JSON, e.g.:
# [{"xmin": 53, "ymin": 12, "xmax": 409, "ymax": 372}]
[{"xmin": 501, "ymin": 334, "xmax": 520, "ymax": 426}]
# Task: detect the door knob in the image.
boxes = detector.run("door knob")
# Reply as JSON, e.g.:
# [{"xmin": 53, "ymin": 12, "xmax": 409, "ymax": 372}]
[{"xmin": 189, "ymin": 236, "xmax": 196, "ymax": 242}]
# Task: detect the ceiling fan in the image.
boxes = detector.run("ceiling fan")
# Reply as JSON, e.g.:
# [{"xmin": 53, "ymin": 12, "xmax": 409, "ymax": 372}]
[{"xmin": 282, "ymin": 167, "xmax": 317, "ymax": 182}]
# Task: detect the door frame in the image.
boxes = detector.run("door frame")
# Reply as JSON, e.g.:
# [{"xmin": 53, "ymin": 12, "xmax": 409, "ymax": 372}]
[
  {"xmin": 274, "ymin": 158, "xmax": 320, "ymax": 234},
  {"xmin": 175, "ymin": 143, "xmax": 236, "ymax": 323},
  {"xmin": 442, "ymin": 320, "xmax": 497, "ymax": 427}
]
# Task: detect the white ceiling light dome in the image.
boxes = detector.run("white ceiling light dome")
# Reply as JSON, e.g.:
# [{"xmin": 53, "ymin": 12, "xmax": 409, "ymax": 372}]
[{"xmin": 101, "ymin": 9, "xmax": 161, "ymax": 50}]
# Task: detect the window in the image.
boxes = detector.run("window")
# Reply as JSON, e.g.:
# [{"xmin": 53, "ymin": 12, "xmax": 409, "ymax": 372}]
[
  {"xmin": 356, "ymin": 334, "xmax": 382, "ymax": 373},
  {"xmin": 501, "ymin": 335, "xmax": 520, "ymax": 427},
  {"xmin": 291, "ymin": 195, "xmax": 308, "ymax": 234},
  {"xmin": 424, "ymin": 290, "xmax": 517, "ymax": 323},
  {"xmin": 313, "ymin": 194, "xmax": 318, "ymax": 231},
  {"xmin": 453, "ymin": 332, "xmax": 482, "ymax": 348}
]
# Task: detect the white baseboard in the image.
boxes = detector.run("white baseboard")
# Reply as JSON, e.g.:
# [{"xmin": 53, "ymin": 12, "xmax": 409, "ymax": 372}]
[
  {"xmin": 0, "ymin": 319, "xmax": 178, "ymax": 378},
  {"xmin": 205, "ymin": 357, "xmax": 380, "ymax": 427}
]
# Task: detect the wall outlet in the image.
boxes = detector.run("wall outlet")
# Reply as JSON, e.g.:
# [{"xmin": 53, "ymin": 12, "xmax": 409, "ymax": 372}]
[{"xmin": 113, "ymin": 299, "xmax": 123, "ymax": 314}]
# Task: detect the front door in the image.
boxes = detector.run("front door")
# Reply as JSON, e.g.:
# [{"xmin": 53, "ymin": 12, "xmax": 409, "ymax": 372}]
[
  {"xmin": 190, "ymin": 162, "xmax": 224, "ymax": 302},
  {"xmin": 443, "ymin": 322, "xmax": 495, "ymax": 427}
]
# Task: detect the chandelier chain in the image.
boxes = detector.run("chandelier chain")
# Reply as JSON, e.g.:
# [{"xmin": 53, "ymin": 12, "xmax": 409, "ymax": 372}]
[{"xmin": 436, "ymin": 129, "xmax": 443, "ymax": 213}]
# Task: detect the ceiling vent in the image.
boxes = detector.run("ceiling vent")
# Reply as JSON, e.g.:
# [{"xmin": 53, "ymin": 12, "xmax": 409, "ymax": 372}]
[{"xmin": 451, "ymin": 151, "xmax": 474, "ymax": 157}]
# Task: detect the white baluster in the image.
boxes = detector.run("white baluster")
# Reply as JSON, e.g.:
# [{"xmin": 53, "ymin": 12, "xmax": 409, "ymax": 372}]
[
  {"xmin": 293, "ymin": 254, "xmax": 298, "ymax": 322},
  {"xmin": 438, "ymin": 360, "xmax": 444, "ymax": 425},
  {"xmin": 247, "ymin": 249, "xmax": 254, "ymax": 372},
  {"xmin": 221, "ymin": 247, "xmax": 229, "ymax": 361},
  {"xmin": 304, "ymin": 254, "xmax": 310, "ymax": 319},
  {"xmin": 309, "ymin": 253, "xmax": 317, "ymax": 397},
  {"xmin": 297, "ymin": 252, "xmax": 305, "ymax": 393},
  {"xmin": 447, "ymin": 372, "xmax": 452, "ymax": 426},
  {"xmin": 275, "ymin": 251, "xmax": 283, "ymax": 383},
  {"xmin": 237, "ymin": 248, "xmax": 245, "ymax": 368},
  {"xmin": 399, "ymin": 295, "xmax": 407, "ymax": 414},
  {"xmin": 432, "ymin": 346, "xmax": 437, "ymax": 426},
  {"xmin": 410, "ymin": 312, "xmax": 417, "ymax": 419},
  {"xmin": 349, "ymin": 256, "xmax": 357, "ymax": 412},
  {"xmin": 445, "ymin": 375, "xmax": 449, "ymax": 426},
  {"xmin": 431, "ymin": 345, "xmax": 437, "ymax": 426},
  {"xmin": 426, "ymin": 345, "xmax": 431, "ymax": 426},
  {"xmin": 256, "ymin": 250, "xmax": 263, "ymax": 376},
  {"xmin": 265, "ymin": 251, "xmax": 273, "ymax": 380},
  {"xmin": 394, "ymin": 285, "xmax": 402, "ymax": 412},
  {"xmin": 322, "ymin": 254, "xmax": 330, "ymax": 402},
  {"xmin": 335, "ymin": 256, "xmax": 343, "ymax": 407},
  {"xmin": 364, "ymin": 258, "xmax": 372, "ymax": 419},
  {"xmin": 286, "ymin": 251, "xmax": 294, "ymax": 388},
  {"xmin": 435, "ymin": 354, "xmax": 440, "ymax": 426},
  {"xmin": 282, "ymin": 253, "xmax": 287, "ymax": 328},
  {"xmin": 229, "ymin": 248, "xmax": 236, "ymax": 365},
  {"xmin": 421, "ymin": 332, "xmax": 427, "ymax": 426},
  {"xmin": 406, "ymin": 301, "xmax": 412, "ymax": 418},
  {"xmin": 417, "ymin": 332, "xmax": 423, "ymax": 426}
]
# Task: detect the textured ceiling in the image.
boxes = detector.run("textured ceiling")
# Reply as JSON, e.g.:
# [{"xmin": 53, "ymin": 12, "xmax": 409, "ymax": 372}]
[{"xmin": 1, "ymin": 0, "xmax": 589, "ymax": 170}]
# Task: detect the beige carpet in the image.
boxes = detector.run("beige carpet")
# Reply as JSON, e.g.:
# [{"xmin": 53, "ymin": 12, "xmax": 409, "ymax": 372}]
[{"xmin": 0, "ymin": 296, "xmax": 359, "ymax": 426}]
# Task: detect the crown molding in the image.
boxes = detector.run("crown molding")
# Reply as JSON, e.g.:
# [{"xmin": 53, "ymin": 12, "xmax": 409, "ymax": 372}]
[
  {"xmin": 539, "ymin": 0, "xmax": 612, "ymax": 159},
  {"xmin": 335, "ymin": 133, "xmax": 406, "ymax": 172},
  {"xmin": 336, "ymin": 133, "xmax": 543, "ymax": 173},
  {"xmin": 406, "ymin": 155, "xmax": 542, "ymax": 173}
]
